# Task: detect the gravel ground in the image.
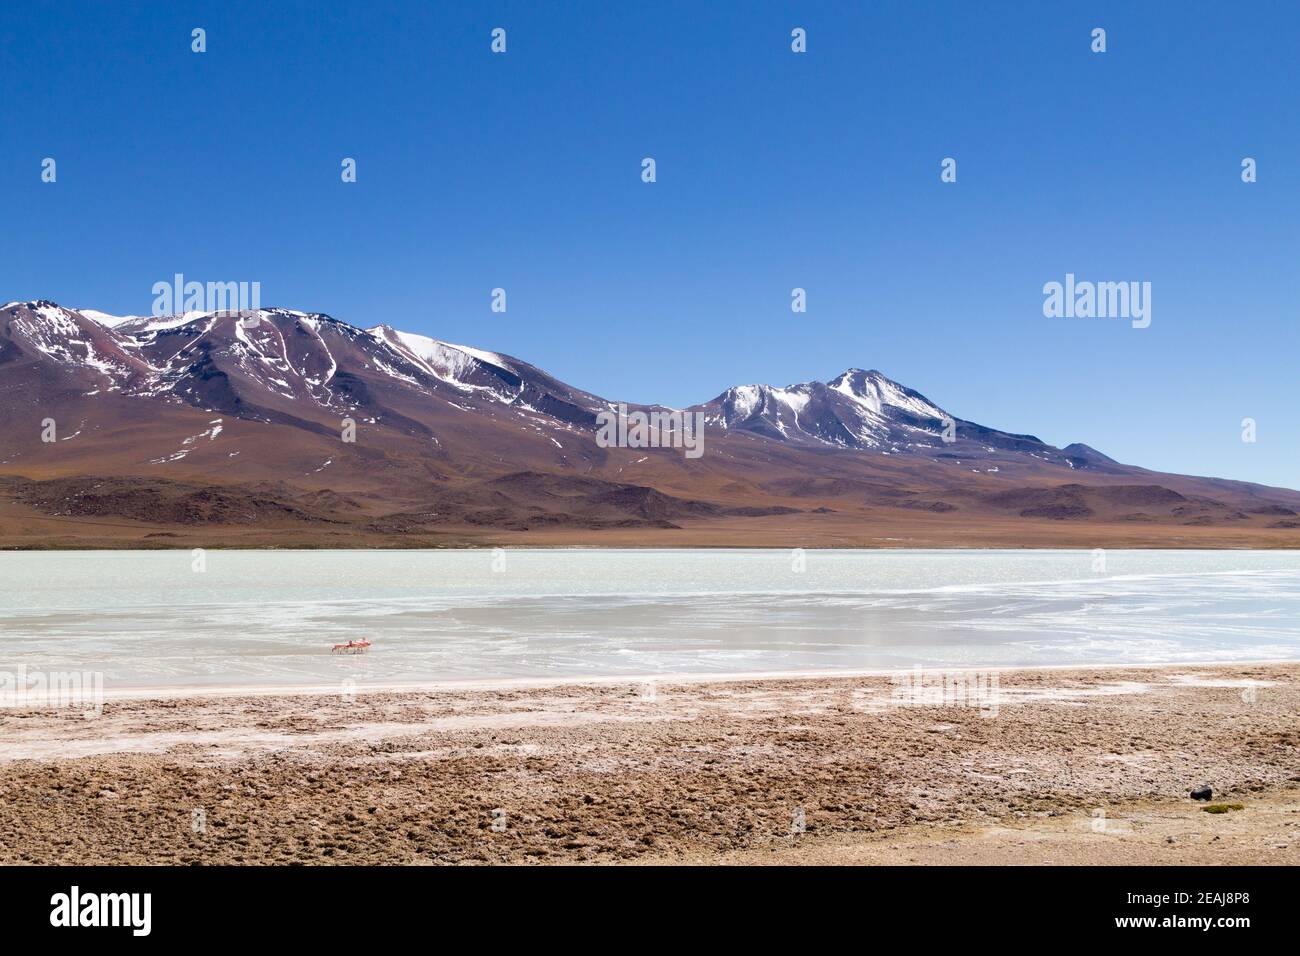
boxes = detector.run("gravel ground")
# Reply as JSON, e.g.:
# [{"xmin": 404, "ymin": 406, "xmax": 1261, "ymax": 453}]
[{"xmin": 1, "ymin": 663, "xmax": 1297, "ymax": 864}]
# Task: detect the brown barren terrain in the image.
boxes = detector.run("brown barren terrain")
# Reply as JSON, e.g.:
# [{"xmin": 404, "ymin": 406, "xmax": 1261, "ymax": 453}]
[
  {"xmin": 3, "ymin": 474, "xmax": 1300, "ymax": 550},
  {"xmin": 2, "ymin": 664, "xmax": 1297, "ymax": 865}
]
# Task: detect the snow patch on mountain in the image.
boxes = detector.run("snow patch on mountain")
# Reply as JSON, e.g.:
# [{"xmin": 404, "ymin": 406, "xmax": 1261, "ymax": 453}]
[
  {"xmin": 366, "ymin": 326, "xmax": 521, "ymax": 401},
  {"xmin": 829, "ymin": 369, "xmax": 946, "ymax": 421},
  {"xmin": 384, "ymin": 327, "xmax": 513, "ymax": 375},
  {"xmin": 78, "ymin": 309, "xmax": 141, "ymax": 328}
]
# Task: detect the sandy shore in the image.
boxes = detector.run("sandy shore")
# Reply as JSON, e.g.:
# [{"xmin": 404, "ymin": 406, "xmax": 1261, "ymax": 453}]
[{"xmin": 1, "ymin": 663, "xmax": 1298, "ymax": 864}]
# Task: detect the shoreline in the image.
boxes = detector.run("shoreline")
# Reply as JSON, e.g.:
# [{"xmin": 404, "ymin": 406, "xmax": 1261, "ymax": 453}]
[
  {"xmin": 73, "ymin": 656, "xmax": 1300, "ymax": 703},
  {"xmin": 7, "ymin": 546, "xmax": 1300, "ymax": 554},
  {"xmin": 2, "ymin": 662, "xmax": 1297, "ymax": 864}
]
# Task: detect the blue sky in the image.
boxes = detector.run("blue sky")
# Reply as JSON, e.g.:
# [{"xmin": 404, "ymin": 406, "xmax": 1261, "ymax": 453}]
[{"xmin": 2, "ymin": 1, "xmax": 1297, "ymax": 488}]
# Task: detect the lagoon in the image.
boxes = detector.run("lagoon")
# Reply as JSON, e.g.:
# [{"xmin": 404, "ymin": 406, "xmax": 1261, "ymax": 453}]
[{"xmin": 1, "ymin": 548, "xmax": 1298, "ymax": 692}]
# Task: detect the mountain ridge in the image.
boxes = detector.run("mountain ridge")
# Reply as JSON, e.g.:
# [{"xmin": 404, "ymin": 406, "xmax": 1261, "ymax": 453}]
[{"xmin": 0, "ymin": 299, "xmax": 1295, "ymax": 549}]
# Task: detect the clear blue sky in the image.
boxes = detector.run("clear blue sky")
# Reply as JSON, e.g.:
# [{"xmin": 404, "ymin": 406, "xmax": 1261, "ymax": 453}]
[{"xmin": 2, "ymin": 1, "xmax": 1297, "ymax": 488}]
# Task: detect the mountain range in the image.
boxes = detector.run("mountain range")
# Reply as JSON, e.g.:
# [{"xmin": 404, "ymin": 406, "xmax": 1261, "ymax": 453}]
[{"xmin": 1, "ymin": 299, "xmax": 1296, "ymax": 549}]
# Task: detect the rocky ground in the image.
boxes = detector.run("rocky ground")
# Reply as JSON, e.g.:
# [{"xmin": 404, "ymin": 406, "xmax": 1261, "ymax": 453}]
[{"xmin": 1, "ymin": 664, "xmax": 1297, "ymax": 864}]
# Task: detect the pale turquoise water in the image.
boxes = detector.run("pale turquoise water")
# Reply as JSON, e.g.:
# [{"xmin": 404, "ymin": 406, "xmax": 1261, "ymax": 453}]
[{"xmin": 0, "ymin": 549, "xmax": 1298, "ymax": 690}]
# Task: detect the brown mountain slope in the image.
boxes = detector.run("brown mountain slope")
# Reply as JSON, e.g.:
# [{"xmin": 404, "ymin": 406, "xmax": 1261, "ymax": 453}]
[{"xmin": 0, "ymin": 299, "xmax": 1296, "ymax": 548}]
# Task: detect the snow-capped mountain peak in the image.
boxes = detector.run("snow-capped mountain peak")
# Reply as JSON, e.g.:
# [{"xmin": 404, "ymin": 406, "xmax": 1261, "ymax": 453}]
[
  {"xmin": 699, "ymin": 368, "xmax": 952, "ymax": 450},
  {"xmin": 0, "ymin": 300, "xmax": 152, "ymax": 386},
  {"xmin": 827, "ymin": 368, "xmax": 948, "ymax": 421}
]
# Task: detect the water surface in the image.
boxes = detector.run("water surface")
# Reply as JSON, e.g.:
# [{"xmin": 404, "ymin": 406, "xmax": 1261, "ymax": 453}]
[{"xmin": 1, "ymin": 549, "xmax": 1298, "ymax": 690}]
